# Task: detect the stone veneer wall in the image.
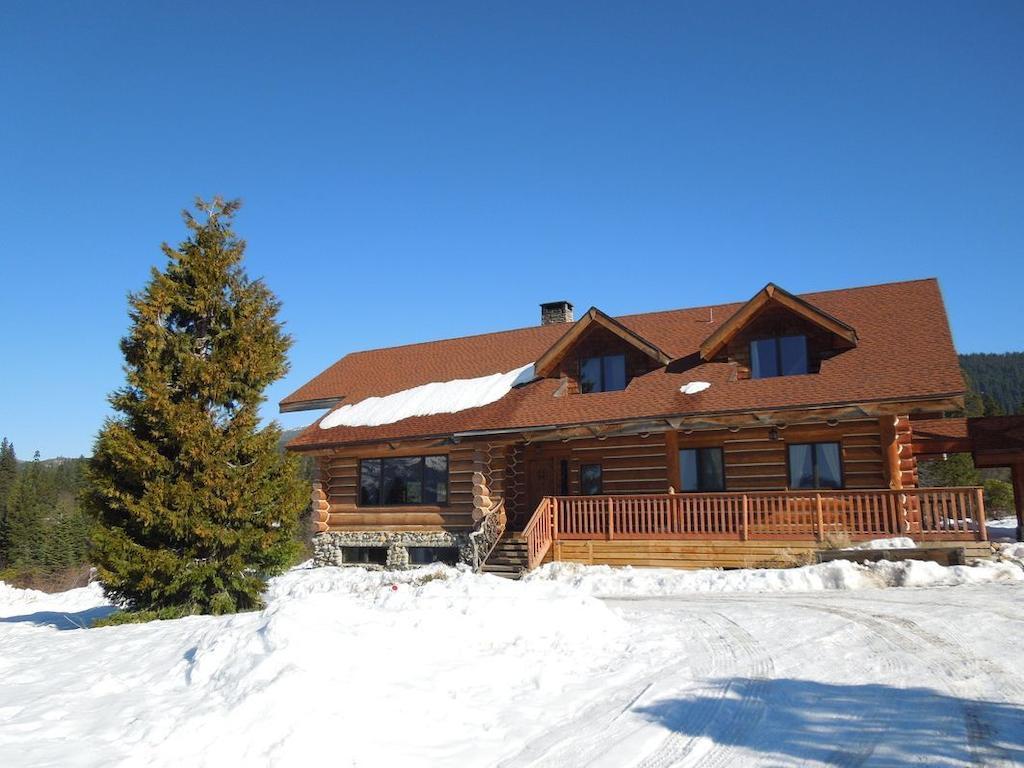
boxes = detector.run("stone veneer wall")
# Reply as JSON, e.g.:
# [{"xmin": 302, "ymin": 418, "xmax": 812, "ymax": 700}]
[{"xmin": 312, "ymin": 531, "xmax": 473, "ymax": 569}]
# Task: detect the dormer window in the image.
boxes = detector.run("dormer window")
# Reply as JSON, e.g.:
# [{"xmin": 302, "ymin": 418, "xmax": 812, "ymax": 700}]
[
  {"xmin": 580, "ymin": 354, "xmax": 627, "ymax": 393},
  {"xmin": 750, "ymin": 335, "xmax": 808, "ymax": 379}
]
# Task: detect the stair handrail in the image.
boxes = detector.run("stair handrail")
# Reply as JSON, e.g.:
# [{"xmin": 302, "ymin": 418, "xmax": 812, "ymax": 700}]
[
  {"xmin": 522, "ymin": 497, "xmax": 554, "ymax": 570},
  {"xmin": 470, "ymin": 497, "xmax": 507, "ymax": 572}
]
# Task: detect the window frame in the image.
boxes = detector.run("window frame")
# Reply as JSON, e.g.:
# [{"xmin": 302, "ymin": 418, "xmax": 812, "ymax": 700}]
[
  {"xmin": 578, "ymin": 353, "xmax": 628, "ymax": 394},
  {"xmin": 579, "ymin": 463, "xmax": 603, "ymax": 495},
  {"xmin": 785, "ymin": 442, "xmax": 844, "ymax": 490},
  {"xmin": 678, "ymin": 447, "xmax": 726, "ymax": 492},
  {"xmin": 357, "ymin": 455, "xmax": 450, "ymax": 507},
  {"xmin": 749, "ymin": 334, "xmax": 809, "ymax": 379}
]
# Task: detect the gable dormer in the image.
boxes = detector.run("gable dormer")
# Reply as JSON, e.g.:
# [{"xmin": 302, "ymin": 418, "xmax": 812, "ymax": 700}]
[
  {"xmin": 534, "ymin": 307, "xmax": 671, "ymax": 394},
  {"xmin": 700, "ymin": 283, "xmax": 857, "ymax": 379}
]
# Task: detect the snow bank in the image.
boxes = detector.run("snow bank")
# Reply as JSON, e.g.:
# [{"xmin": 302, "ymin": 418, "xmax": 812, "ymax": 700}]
[
  {"xmin": 0, "ymin": 565, "xmax": 627, "ymax": 767},
  {"xmin": 0, "ymin": 580, "xmax": 109, "ymax": 618},
  {"xmin": 320, "ymin": 363, "xmax": 535, "ymax": 429},
  {"xmin": 997, "ymin": 542, "xmax": 1024, "ymax": 564},
  {"xmin": 853, "ymin": 536, "xmax": 916, "ymax": 549},
  {"xmin": 524, "ymin": 558, "xmax": 1024, "ymax": 597}
]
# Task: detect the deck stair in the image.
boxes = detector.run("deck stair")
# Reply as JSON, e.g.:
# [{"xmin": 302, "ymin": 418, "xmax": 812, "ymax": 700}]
[{"xmin": 480, "ymin": 535, "xmax": 529, "ymax": 579}]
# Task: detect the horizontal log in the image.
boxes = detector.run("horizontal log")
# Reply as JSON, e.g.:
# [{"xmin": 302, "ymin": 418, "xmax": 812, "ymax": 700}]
[
  {"xmin": 328, "ymin": 524, "xmax": 473, "ymax": 533},
  {"xmin": 327, "ymin": 511, "xmax": 474, "ymax": 527}
]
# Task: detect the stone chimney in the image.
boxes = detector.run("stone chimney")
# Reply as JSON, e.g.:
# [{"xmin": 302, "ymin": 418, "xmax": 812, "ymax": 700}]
[{"xmin": 540, "ymin": 300, "xmax": 574, "ymax": 325}]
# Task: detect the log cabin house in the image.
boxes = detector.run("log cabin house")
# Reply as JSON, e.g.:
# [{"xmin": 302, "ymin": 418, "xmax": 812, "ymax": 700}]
[{"xmin": 282, "ymin": 278, "xmax": 1009, "ymax": 575}]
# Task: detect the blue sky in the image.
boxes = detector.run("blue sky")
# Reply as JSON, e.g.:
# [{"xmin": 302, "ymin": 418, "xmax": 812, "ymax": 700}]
[{"xmin": 1, "ymin": 1, "xmax": 1021, "ymax": 458}]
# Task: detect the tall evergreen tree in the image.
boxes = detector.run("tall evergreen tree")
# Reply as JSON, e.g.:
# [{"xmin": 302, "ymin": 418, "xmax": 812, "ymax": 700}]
[
  {"xmin": 0, "ymin": 437, "xmax": 17, "ymax": 563},
  {"xmin": 85, "ymin": 198, "xmax": 307, "ymax": 615},
  {"xmin": 5, "ymin": 452, "xmax": 51, "ymax": 568},
  {"xmin": 981, "ymin": 393, "xmax": 1006, "ymax": 417}
]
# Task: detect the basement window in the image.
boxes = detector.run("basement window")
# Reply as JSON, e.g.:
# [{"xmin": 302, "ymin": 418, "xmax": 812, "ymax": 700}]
[
  {"xmin": 579, "ymin": 354, "xmax": 627, "ymax": 393},
  {"xmin": 407, "ymin": 547, "xmax": 460, "ymax": 566},
  {"xmin": 342, "ymin": 546, "xmax": 388, "ymax": 566},
  {"xmin": 750, "ymin": 335, "xmax": 808, "ymax": 379}
]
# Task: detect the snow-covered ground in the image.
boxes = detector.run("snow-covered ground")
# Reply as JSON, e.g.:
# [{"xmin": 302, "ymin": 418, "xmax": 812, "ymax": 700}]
[
  {"xmin": 988, "ymin": 516, "xmax": 1020, "ymax": 541},
  {"xmin": 1, "ymin": 559, "xmax": 1023, "ymax": 767}
]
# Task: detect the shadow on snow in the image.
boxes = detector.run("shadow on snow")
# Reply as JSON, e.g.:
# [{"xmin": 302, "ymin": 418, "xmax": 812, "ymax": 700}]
[
  {"xmin": 636, "ymin": 677, "xmax": 1024, "ymax": 766},
  {"xmin": 0, "ymin": 605, "xmax": 118, "ymax": 630}
]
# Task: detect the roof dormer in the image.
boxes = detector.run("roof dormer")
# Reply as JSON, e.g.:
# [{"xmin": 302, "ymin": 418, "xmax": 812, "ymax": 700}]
[
  {"xmin": 700, "ymin": 283, "xmax": 858, "ymax": 379},
  {"xmin": 534, "ymin": 307, "xmax": 671, "ymax": 394}
]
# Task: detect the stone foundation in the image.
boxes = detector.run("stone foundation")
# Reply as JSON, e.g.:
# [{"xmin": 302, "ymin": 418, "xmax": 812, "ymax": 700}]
[{"xmin": 312, "ymin": 531, "xmax": 473, "ymax": 569}]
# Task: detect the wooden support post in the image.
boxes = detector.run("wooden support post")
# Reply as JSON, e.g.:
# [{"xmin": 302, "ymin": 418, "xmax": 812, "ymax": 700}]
[
  {"xmin": 815, "ymin": 493, "xmax": 824, "ymax": 542},
  {"xmin": 975, "ymin": 487, "xmax": 987, "ymax": 542},
  {"xmin": 551, "ymin": 497, "xmax": 559, "ymax": 541},
  {"xmin": 665, "ymin": 430, "xmax": 680, "ymax": 492},
  {"xmin": 880, "ymin": 416, "xmax": 903, "ymax": 490},
  {"xmin": 1012, "ymin": 463, "xmax": 1024, "ymax": 543}
]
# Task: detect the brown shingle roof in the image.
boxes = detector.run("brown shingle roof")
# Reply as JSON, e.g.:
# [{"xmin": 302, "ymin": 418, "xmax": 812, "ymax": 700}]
[{"xmin": 285, "ymin": 278, "xmax": 965, "ymax": 450}]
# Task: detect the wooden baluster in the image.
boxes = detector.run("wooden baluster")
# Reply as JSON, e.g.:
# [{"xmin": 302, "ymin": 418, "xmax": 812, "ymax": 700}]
[{"xmin": 814, "ymin": 493, "xmax": 823, "ymax": 542}]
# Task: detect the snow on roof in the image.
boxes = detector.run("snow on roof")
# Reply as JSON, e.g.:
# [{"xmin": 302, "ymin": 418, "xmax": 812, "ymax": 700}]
[
  {"xmin": 679, "ymin": 381, "xmax": 711, "ymax": 395},
  {"xmin": 320, "ymin": 363, "xmax": 536, "ymax": 429}
]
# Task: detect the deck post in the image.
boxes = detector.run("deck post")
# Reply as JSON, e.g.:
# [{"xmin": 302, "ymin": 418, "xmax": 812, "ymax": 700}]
[
  {"xmin": 551, "ymin": 497, "xmax": 558, "ymax": 541},
  {"xmin": 607, "ymin": 496, "xmax": 614, "ymax": 541},
  {"xmin": 1012, "ymin": 463, "xmax": 1024, "ymax": 542},
  {"xmin": 741, "ymin": 495, "xmax": 749, "ymax": 541},
  {"xmin": 815, "ymin": 493, "xmax": 824, "ymax": 542},
  {"xmin": 974, "ymin": 487, "xmax": 987, "ymax": 542}
]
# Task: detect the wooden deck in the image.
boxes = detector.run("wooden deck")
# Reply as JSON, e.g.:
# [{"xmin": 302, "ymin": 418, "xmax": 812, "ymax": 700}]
[{"xmin": 523, "ymin": 487, "xmax": 987, "ymax": 569}]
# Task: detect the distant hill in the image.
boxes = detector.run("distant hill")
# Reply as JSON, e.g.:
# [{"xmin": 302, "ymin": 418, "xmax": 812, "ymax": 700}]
[{"xmin": 959, "ymin": 352, "xmax": 1024, "ymax": 415}]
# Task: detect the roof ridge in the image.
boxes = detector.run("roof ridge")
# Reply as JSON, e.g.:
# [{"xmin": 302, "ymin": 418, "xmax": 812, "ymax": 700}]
[
  {"xmin": 613, "ymin": 277, "xmax": 939, "ymax": 322},
  {"xmin": 290, "ymin": 276, "xmax": 940, "ymax": 378}
]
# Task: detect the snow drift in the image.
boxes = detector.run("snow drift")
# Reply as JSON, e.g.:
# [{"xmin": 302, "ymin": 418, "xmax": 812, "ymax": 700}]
[{"xmin": 523, "ymin": 558, "xmax": 1024, "ymax": 597}]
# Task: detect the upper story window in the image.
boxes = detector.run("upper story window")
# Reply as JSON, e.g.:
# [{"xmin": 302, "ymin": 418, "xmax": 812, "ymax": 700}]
[
  {"xmin": 579, "ymin": 354, "xmax": 627, "ymax": 393},
  {"xmin": 787, "ymin": 442, "xmax": 843, "ymax": 489},
  {"xmin": 359, "ymin": 455, "xmax": 448, "ymax": 506},
  {"xmin": 750, "ymin": 335, "xmax": 808, "ymax": 379},
  {"xmin": 679, "ymin": 447, "xmax": 725, "ymax": 492}
]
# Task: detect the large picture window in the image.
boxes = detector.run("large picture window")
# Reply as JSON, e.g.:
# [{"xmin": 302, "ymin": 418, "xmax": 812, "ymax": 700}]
[
  {"xmin": 579, "ymin": 354, "xmax": 627, "ymax": 393},
  {"xmin": 359, "ymin": 456, "xmax": 448, "ymax": 505},
  {"xmin": 787, "ymin": 442, "xmax": 843, "ymax": 489},
  {"xmin": 679, "ymin": 447, "xmax": 725, "ymax": 492},
  {"xmin": 750, "ymin": 335, "xmax": 808, "ymax": 379}
]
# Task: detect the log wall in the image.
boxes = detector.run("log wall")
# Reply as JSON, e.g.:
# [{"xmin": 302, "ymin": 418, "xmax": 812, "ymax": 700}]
[{"xmin": 318, "ymin": 439, "xmax": 512, "ymax": 532}]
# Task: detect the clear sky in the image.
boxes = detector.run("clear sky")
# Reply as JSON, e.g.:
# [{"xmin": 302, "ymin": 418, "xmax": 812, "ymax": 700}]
[{"xmin": 1, "ymin": 1, "xmax": 1021, "ymax": 458}]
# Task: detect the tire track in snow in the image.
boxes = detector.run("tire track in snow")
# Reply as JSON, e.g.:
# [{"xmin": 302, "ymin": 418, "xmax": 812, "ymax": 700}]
[
  {"xmin": 496, "ymin": 611, "xmax": 711, "ymax": 768},
  {"xmin": 788, "ymin": 601, "xmax": 1021, "ymax": 767},
  {"xmin": 499, "ymin": 606, "xmax": 754, "ymax": 768},
  {"xmin": 633, "ymin": 608, "xmax": 774, "ymax": 768}
]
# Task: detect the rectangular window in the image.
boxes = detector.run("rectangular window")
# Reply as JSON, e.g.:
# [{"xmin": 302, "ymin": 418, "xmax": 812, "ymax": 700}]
[
  {"xmin": 358, "ymin": 456, "xmax": 449, "ymax": 506},
  {"xmin": 341, "ymin": 546, "xmax": 388, "ymax": 565},
  {"xmin": 787, "ymin": 442, "xmax": 843, "ymax": 489},
  {"xmin": 407, "ymin": 547, "xmax": 460, "ymax": 566},
  {"xmin": 750, "ymin": 335, "xmax": 808, "ymax": 379},
  {"xmin": 579, "ymin": 354, "xmax": 628, "ymax": 393},
  {"xmin": 679, "ymin": 447, "xmax": 725, "ymax": 492},
  {"xmin": 580, "ymin": 464, "xmax": 602, "ymax": 495}
]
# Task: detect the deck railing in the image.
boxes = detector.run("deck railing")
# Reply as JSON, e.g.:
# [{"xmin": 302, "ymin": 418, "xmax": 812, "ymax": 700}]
[
  {"xmin": 549, "ymin": 487, "xmax": 987, "ymax": 543},
  {"xmin": 522, "ymin": 497, "xmax": 555, "ymax": 569}
]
